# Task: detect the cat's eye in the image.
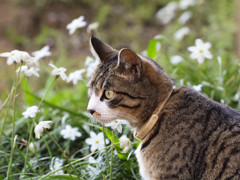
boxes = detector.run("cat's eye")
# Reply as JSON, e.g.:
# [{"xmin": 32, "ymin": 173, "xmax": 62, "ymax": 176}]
[{"xmin": 104, "ymin": 90, "xmax": 115, "ymax": 99}]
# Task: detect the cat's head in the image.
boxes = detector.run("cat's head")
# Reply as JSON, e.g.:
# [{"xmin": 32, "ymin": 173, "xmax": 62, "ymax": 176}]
[{"xmin": 87, "ymin": 37, "xmax": 174, "ymax": 130}]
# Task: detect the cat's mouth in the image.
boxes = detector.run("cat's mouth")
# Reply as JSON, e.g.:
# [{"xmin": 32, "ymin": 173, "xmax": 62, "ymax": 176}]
[
  {"xmin": 92, "ymin": 111, "xmax": 101, "ymax": 118},
  {"xmin": 91, "ymin": 112, "xmax": 115, "ymax": 124}
]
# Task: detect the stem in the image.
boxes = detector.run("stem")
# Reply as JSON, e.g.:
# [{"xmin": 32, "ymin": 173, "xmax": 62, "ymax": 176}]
[
  {"xmin": 109, "ymin": 130, "xmax": 114, "ymax": 180},
  {"xmin": 0, "ymin": 86, "xmax": 14, "ymax": 139},
  {"xmin": 102, "ymin": 124, "xmax": 110, "ymax": 176},
  {"xmin": 42, "ymin": 135, "xmax": 53, "ymax": 159},
  {"xmin": 38, "ymin": 142, "xmax": 118, "ymax": 180},
  {"xmin": 2, "ymin": 131, "xmax": 36, "ymax": 174},
  {"xmin": 24, "ymin": 78, "xmax": 57, "ymax": 175},
  {"xmin": 6, "ymin": 63, "xmax": 21, "ymax": 179},
  {"xmin": 45, "ymin": 131, "xmax": 81, "ymax": 179}
]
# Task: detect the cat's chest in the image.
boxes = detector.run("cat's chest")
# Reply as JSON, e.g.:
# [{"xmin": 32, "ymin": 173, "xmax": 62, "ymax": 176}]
[
  {"xmin": 135, "ymin": 142, "xmax": 168, "ymax": 180},
  {"xmin": 135, "ymin": 143, "xmax": 151, "ymax": 180},
  {"xmin": 135, "ymin": 139, "xmax": 193, "ymax": 180}
]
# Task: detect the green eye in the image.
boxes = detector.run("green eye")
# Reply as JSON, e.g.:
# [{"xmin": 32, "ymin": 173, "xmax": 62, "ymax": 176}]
[{"xmin": 104, "ymin": 90, "xmax": 115, "ymax": 99}]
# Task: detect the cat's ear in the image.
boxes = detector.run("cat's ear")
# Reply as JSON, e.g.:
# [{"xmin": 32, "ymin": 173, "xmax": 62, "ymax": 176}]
[
  {"xmin": 116, "ymin": 48, "xmax": 142, "ymax": 80},
  {"xmin": 90, "ymin": 37, "xmax": 118, "ymax": 62}
]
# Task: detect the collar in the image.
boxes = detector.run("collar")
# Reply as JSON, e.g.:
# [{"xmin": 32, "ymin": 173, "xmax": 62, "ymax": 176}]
[{"xmin": 134, "ymin": 88, "xmax": 173, "ymax": 141}]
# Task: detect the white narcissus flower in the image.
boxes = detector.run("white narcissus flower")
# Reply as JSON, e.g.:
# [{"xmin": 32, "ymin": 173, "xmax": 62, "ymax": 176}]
[
  {"xmin": 50, "ymin": 157, "xmax": 64, "ymax": 175},
  {"xmin": 60, "ymin": 125, "xmax": 82, "ymax": 141},
  {"xmin": 170, "ymin": 55, "xmax": 183, "ymax": 65},
  {"xmin": 16, "ymin": 65, "xmax": 40, "ymax": 77},
  {"xmin": 233, "ymin": 92, "xmax": 240, "ymax": 102},
  {"xmin": 29, "ymin": 142, "xmax": 40, "ymax": 152},
  {"xmin": 34, "ymin": 121, "xmax": 52, "ymax": 139},
  {"xmin": 32, "ymin": 45, "xmax": 52, "ymax": 61},
  {"xmin": 85, "ymin": 56, "xmax": 99, "ymax": 78},
  {"xmin": 0, "ymin": 50, "xmax": 35, "ymax": 66},
  {"xmin": 85, "ymin": 131, "xmax": 109, "ymax": 152},
  {"xmin": 24, "ymin": 57, "xmax": 39, "ymax": 67},
  {"xmin": 179, "ymin": 0, "xmax": 196, "ymax": 10},
  {"xmin": 49, "ymin": 63, "xmax": 68, "ymax": 81},
  {"xmin": 87, "ymin": 22, "xmax": 99, "ymax": 34},
  {"xmin": 85, "ymin": 56, "xmax": 95, "ymax": 66},
  {"xmin": 105, "ymin": 119, "xmax": 127, "ymax": 133},
  {"xmin": 156, "ymin": 2, "xmax": 178, "ymax": 24},
  {"xmin": 192, "ymin": 84, "xmax": 203, "ymax": 92},
  {"xmin": 66, "ymin": 16, "xmax": 87, "ymax": 35},
  {"xmin": 178, "ymin": 11, "xmax": 192, "ymax": 25},
  {"xmin": 119, "ymin": 135, "xmax": 131, "ymax": 153},
  {"xmin": 67, "ymin": 69, "xmax": 86, "ymax": 85},
  {"xmin": 174, "ymin": 27, "xmax": 190, "ymax": 41},
  {"xmin": 187, "ymin": 39, "xmax": 213, "ymax": 64},
  {"xmin": 22, "ymin": 106, "xmax": 39, "ymax": 119}
]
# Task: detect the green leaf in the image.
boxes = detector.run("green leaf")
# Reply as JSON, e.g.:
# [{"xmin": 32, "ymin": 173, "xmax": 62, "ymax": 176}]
[
  {"xmin": 25, "ymin": 90, "xmax": 88, "ymax": 119},
  {"xmin": 99, "ymin": 127, "xmax": 129, "ymax": 160},
  {"xmin": 21, "ymin": 77, "xmax": 34, "ymax": 105},
  {"xmin": 146, "ymin": 37, "xmax": 164, "ymax": 59},
  {"xmin": 46, "ymin": 174, "xmax": 80, "ymax": 180}
]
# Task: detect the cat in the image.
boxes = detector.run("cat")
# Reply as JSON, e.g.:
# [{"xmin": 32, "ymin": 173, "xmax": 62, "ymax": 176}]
[{"xmin": 87, "ymin": 37, "xmax": 240, "ymax": 180}]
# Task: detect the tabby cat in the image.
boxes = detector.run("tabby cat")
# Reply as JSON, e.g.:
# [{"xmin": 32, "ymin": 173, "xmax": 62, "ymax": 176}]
[{"xmin": 87, "ymin": 37, "xmax": 240, "ymax": 180}]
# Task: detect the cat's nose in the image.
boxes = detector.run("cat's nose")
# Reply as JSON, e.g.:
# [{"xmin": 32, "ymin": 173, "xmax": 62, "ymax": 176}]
[{"xmin": 87, "ymin": 109, "xmax": 96, "ymax": 115}]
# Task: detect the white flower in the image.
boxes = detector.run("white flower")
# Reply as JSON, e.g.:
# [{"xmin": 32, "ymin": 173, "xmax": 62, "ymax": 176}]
[
  {"xmin": 0, "ymin": 50, "xmax": 34, "ymax": 66},
  {"xmin": 192, "ymin": 84, "xmax": 203, "ymax": 92},
  {"xmin": 87, "ymin": 22, "xmax": 99, "ymax": 34},
  {"xmin": 34, "ymin": 121, "xmax": 52, "ymax": 139},
  {"xmin": 85, "ymin": 131, "xmax": 109, "ymax": 152},
  {"xmin": 60, "ymin": 125, "xmax": 82, "ymax": 141},
  {"xmin": 105, "ymin": 119, "xmax": 127, "ymax": 133},
  {"xmin": 50, "ymin": 157, "xmax": 64, "ymax": 175},
  {"xmin": 170, "ymin": 55, "xmax": 183, "ymax": 65},
  {"xmin": 25, "ymin": 57, "xmax": 39, "ymax": 67},
  {"xmin": 233, "ymin": 92, "xmax": 240, "ymax": 102},
  {"xmin": 179, "ymin": 0, "xmax": 196, "ymax": 10},
  {"xmin": 85, "ymin": 57, "xmax": 99, "ymax": 78},
  {"xmin": 32, "ymin": 45, "xmax": 51, "ymax": 61},
  {"xmin": 156, "ymin": 2, "xmax": 178, "ymax": 24},
  {"xmin": 88, "ymin": 156, "xmax": 103, "ymax": 164},
  {"xmin": 29, "ymin": 142, "xmax": 39, "ymax": 152},
  {"xmin": 16, "ymin": 65, "xmax": 40, "ymax": 77},
  {"xmin": 49, "ymin": 63, "xmax": 68, "ymax": 81},
  {"xmin": 84, "ymin": 56, "xmax": 95, "ymax": 66},
  {"xmin": 188, "ymin": 39, "xmax": 213, "ymax": 64},
  {"xmin": 22, "ymin": 106, "xmax": 39, "ymax": 119},
  {"xmin": 66, "ymin": 16, "xmax": 87, "ymax": 35},
  {"xmin": 61, "ymin": 113, "xmax": 69, "ymax": 126},
  {"xmin": 119, "ymin": 135, "xmax": 131, "ymax": 153},
  {"xmin": 174, "ymin": 27, "xmax": 190, "ymax": 40},
  {"xmin": 67, "ymin": 69, "xmax": 86, "ymax": 85},
  {"xmin": 178, "ymin": 11, "xmax": 192, "ymax": 24}
]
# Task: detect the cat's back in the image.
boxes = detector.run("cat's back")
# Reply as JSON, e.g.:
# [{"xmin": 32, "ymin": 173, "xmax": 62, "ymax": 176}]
[{"xmin": 139, "ymin": 86, "xmax": 240, "ymax": 180}]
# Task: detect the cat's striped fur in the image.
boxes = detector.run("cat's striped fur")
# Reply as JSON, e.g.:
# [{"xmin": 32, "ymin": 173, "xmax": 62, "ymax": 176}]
[{"xmin": 87, "ymin": 37, "xmax": 240, "ymax": 180}]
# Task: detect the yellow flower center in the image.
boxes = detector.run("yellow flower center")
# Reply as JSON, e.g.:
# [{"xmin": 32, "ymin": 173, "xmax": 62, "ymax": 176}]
[
  {"xmin": 199, "ymin": 49, "xmax": 204, "ymax": 53},
  {"xmin": 96, "ymin": 140, "xmax": 99, "ymax": 144}
]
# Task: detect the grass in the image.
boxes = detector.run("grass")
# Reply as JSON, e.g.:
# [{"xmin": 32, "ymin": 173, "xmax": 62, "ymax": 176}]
[{"xmin": 0, "ymin": 0, "xmax": 239, "ymax": 179}]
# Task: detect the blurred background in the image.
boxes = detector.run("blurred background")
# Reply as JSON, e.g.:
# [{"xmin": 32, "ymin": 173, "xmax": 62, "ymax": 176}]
[
  {"xmin": 0, "ymin": 1, "xmax": 240, "ymax": 179},
  {"xmin": 0, "ymin": 0, "xmax": 238, "ymax": 93}
]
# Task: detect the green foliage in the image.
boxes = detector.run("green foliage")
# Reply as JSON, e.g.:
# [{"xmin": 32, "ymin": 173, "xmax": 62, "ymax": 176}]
[
  {"xmin": 5, "ymin": 26, "xmax": 28, "ymax": 46},
  {"xmin": 34, "ymin": 25, "xmax": 59, "ymax": 46},
  {"xmin": 0, "ymin": 0, "xmax": 239, "ymax": 180}
]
